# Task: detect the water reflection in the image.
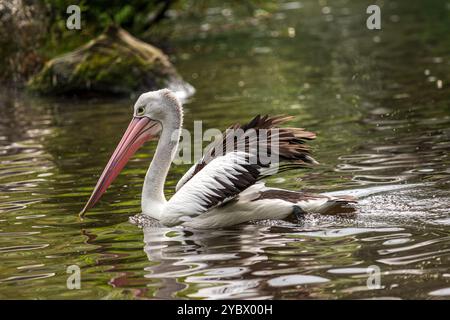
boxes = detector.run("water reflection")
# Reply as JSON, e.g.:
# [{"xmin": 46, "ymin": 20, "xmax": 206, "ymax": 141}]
[{"xmin": 136, "ymin": 216, "xmax": 450, "ymax": 299}]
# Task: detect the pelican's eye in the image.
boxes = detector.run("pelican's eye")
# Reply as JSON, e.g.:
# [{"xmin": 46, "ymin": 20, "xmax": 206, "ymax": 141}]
[{"xmin": 136, "ymin": 106, "xmax": 146, "ymax": 116}]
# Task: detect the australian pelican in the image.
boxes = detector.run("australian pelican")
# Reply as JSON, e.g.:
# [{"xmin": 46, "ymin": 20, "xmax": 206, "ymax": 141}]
[{"xmin": 80, "ymin": 89, "xmax": 355, "ymax": 228}]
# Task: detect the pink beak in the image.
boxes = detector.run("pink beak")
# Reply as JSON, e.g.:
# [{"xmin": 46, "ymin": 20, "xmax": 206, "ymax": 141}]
[{"xmin": 80, "ymin": 116, "xmax": 161, "ymax": 216}]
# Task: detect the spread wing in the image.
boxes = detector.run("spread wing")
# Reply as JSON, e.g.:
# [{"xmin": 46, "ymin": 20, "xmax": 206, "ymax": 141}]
[
  {"xmin": 166, "ymin": 152, "xmax": 260, "ymax": 216},
  {"xmin": 176, "ymin": 115, "xmax": 317, "ymax": 191},
  {"xmin": 168, "ymin": 115, "xmax": 317, "ymax": 216}
]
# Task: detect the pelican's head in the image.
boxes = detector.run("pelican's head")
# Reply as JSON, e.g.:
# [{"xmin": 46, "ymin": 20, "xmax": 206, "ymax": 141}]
[
  {"xmin": 133, "ymin": 89, "xmax": 182, "ymax": 125},
  {"xmin": 80, "ymin": 89, "xmax": 181, "ymax": 216}
]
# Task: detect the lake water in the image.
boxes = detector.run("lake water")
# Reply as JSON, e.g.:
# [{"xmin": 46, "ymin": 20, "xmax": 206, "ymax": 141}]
[{"xmin": 0, "ymin": 0, "xmax": 449, "ymax": 299}]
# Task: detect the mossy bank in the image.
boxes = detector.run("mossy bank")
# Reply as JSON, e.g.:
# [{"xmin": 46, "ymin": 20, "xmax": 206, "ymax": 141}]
[{"xmin": 28, "ymin": 26, "xmax": 194, "ymax": 97}]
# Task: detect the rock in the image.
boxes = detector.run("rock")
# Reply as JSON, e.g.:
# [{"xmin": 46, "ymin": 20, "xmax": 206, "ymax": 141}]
[{"xmin": 27, "ymin": 26, "xmax": 194, "ymax": 97}]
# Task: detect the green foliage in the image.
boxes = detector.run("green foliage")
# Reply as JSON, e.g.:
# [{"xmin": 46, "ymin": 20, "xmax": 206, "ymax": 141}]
[
  {"xmin": 43, "ymin": 0, "xmax": 174, "ymax": 34},
  {"xmin": 0, "ymin": 1, "xmax": 47, "ymax": 82}
]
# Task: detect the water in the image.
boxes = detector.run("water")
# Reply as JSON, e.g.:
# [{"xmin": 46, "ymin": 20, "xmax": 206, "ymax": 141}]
[{"xmin": 1, "ymin": 0, "xmax": 450, "ymax": 299}]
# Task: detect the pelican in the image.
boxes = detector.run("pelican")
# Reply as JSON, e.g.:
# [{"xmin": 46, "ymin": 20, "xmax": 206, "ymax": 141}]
[{"xmin": 80, "ymin": 89, "xmax": 355, "ymax": 228}]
